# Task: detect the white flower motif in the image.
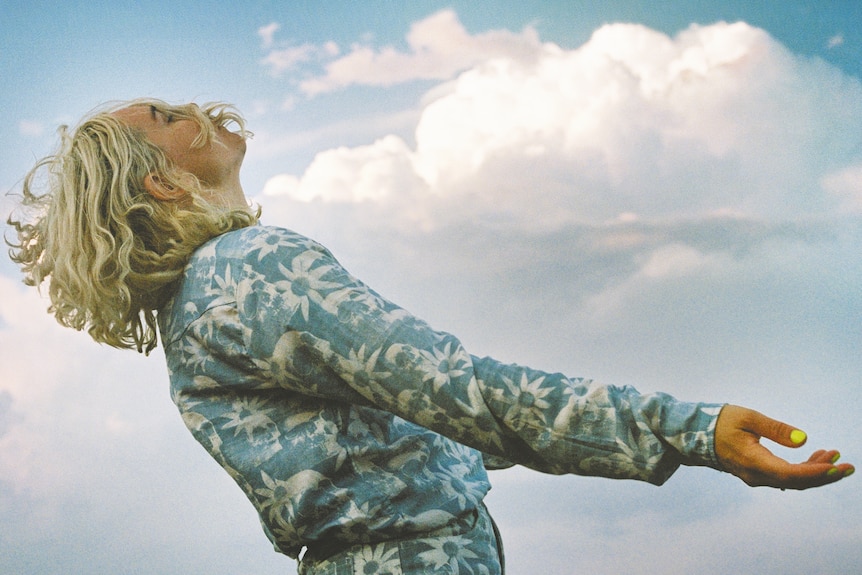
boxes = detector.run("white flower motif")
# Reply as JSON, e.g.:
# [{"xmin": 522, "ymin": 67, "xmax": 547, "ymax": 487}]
[
  {"xmin": 248, "ymin": 229, "xmax": 299, "ymax": 261},
  {"xmin": 415, "ymin": 342, "xmax": 468, "ymax": 392},
  {"xmin": 254, "ymin": 469, "xmax": 327, "ymax": 523},
  {"xmin": 579, "ymin": 423, "xmax": 666, "ymax": 481},
  {"xmin": 277, "ymin": 252, "xmax": 342, "ymax": 321},
  {"xmin": 268, "ymin": 518, "xmax": 309, "ymax": 547},
  {"xmin": 417, "ymin": 535, "xmax": 478, "ymax": 573},
  {"xmin": 339, "ymin": 344, "xmax": 391, "ymax": 392},
  {"xmin": 355, "ymin": 542, "xmax": 402, "ymax": 574},
  {"xmin": 435, "ymin": 463, "xmax": 485, "ymax": 509},
  {"xmin": 179, "ymin": 335, "xmax": 214, "ymax": 373},
  {"xmin": 496, "ymin": 372, "xmax": 553, "ymax": 426},
  {"xmin": 219, "ymin": 396, "xmax": 278, "ymax": 439},
  {"xmin": 205, "ymin": 262, "xmax": 238, "ymax": 305}
]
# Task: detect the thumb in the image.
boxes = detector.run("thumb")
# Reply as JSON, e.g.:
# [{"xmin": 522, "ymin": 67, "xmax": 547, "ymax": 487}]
[{"xmin": 744, "ymin": 408, "xmax": 807, "ymax": 449}]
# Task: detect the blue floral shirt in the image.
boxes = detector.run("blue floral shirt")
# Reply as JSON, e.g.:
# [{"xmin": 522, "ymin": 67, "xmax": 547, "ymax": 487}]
[{"xmin": 158, "ymin": 225, "xmax": 722, "ymax": 562}]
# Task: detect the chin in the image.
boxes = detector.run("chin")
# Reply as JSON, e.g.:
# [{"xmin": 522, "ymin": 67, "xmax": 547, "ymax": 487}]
[{"xmin": 230, "ymin": 132, "xmax": 248, "ymax": 157}]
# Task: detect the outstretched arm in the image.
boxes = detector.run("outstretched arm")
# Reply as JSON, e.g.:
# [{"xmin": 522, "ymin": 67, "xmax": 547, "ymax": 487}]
[{"xmin": 715, "ymin": 405, "xmax": 855, "ymax": 490}]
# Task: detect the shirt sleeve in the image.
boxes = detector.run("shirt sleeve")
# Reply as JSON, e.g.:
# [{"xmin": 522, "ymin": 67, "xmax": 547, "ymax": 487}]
[{"xmin": 223, "ymin": 228, "xmax": 723, "ymax": 485}]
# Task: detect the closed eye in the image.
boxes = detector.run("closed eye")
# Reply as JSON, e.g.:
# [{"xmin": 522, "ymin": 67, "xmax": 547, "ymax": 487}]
[{"xmin": 149, "ymin": 105, "xmax": 175, "ymax": 123}]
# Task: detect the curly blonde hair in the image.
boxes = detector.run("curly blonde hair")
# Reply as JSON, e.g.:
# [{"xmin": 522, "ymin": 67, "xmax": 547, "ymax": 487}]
[{"xmin": 6, "ymin": 99, "xmax": 259, "ymax": 354}]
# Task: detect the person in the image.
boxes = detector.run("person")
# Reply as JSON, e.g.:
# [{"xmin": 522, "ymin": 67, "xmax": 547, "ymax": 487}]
[{"xmin": 6, "ymin": 99, "xmax": 854, "ymax": 574}]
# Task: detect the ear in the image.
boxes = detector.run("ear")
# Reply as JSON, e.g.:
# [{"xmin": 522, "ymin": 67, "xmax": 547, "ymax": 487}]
[{"xmin": 143, "ymin": 173, "xmax": 187, "ymax": 201}]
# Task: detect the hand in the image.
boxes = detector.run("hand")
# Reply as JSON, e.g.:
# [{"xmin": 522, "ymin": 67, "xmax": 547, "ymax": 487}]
[{"xmin": 715, "ymin": 405, "xmax": 855, "ymax": 490}]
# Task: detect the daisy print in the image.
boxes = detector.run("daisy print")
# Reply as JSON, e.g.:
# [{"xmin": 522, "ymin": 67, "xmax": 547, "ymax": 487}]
[
  {"xmin": 354, "ymin": 543, "xmax": 402, "ymax": 575},
  {"xmin": 247, "ymin": 228, "xmax": 301, "ymax": 262},
  {"xmin": 276, "ymin": 251, "xmax": 342, "ymax": 322},
  {"xmin": 219, "ymin": 396, "xmax": 278, "ymax": 440},
  {"xmin": 495, "ymin": 372, "xmax": 554, "ymax": 429},
  {"xmin": 416, "ymin": 534, "xmax": 479, "ymax": 574},
  {"xmin": 414, "ymin": 341, "xmax": 469, "ymax": 393}
]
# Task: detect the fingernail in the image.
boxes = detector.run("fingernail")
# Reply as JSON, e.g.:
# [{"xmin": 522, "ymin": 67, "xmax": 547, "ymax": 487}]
[
  {"xmin": 790, "ymin": 429, "xmax": 807, "ymax": 445},
  {"xmin": 831, "ymin": 452, "xmax": 841, "ymax": 464},
  {"xmin": 844, "ymin": 467, "xmax": 855, "ymax": 478},
  {"xmin": 827, "ymin": 468, "xmax": 839, "ymax": 476}
]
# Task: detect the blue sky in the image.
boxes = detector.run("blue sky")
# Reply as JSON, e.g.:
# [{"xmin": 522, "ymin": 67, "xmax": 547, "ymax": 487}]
[{"xmin": 1, "ymin": 2, "xmax": 861, "ymax": 574}]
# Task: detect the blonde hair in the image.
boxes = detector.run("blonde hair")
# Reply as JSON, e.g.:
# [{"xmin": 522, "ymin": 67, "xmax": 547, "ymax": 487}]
[{"xmin": 6, "ymin": 98, "xmax": 259, "ymax": 354}]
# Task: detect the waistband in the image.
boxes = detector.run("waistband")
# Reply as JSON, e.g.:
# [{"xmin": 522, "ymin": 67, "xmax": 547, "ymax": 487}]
[{"xmin": 298, "ymin": 504, "xmax": 504, "ymax": 575}]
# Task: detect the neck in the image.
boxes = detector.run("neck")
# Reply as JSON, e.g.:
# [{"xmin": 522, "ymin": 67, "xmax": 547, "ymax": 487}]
[{"xmin": 204, "ymin": 174, "xmax": 248, "ymax": 209}]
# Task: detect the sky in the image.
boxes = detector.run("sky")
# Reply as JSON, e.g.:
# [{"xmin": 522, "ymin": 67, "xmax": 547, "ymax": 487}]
[{"xmin": 1, "ymin": 1, "xmax": 861, "ymax": 574}]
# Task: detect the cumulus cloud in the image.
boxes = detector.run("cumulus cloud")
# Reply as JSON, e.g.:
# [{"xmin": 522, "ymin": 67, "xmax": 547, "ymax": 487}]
[
  {"xmin": 258, "ymin": 10, "xmax": 544, "ymax": 94},
  {"xmin": 264, "ymin": 134, "xmax": 426, "ymax": 202},
  {"xmin": 258, "ymin": 21, "xmax": 862, "ymax": 229},
  {"xmin": 298, "ymin": 10, "xmax": 544, "ymax": 95},
  {"xmin": 253, "ymin": 20, "xmax": 862, "ymax": 406},
  {"xmin": 4, "ymin": 14, "xmax": 862, "ymax": 575}
]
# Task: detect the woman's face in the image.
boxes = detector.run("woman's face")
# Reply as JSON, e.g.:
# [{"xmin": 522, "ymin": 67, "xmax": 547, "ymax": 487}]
[{"xmin": 113, "ymin": 103, "xmax": 247, "ymax": 190}]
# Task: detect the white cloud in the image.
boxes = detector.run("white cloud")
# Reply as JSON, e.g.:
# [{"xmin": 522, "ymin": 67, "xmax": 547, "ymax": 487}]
[
  {"xmin": 637, "ymin": 243, "xmax": 712, "ymax": 278},
  {"xmin": 259, "ymin": 17, "xmax": 340, "ymax": 77},
  {"xmin": 0, "ymin": 273, "xmax": 176, "ymax": 503},
  {"xmin": 491, "ymin": 475, "xmax": 862, "ymax": 575},
  {"xmin": 257, "ymin": 22, "xmax": 280, "ymax": 48},
  {"xmin": 18, "ymin": 119, "xmax": 45, "ymax": 137},
  {"xmin": 5, "ymin": 15, "xmax": 862, "ymax": 575},
  {"xmin": 582, "ymin": 240, "xmax": 733, "ymax": 322},
  {"xmin": 0, "ymin": 277, "xmax": 87, "ymax": 488},
  {"xmin": 258, "ymin": 21, "xmax": 862, "ymax": 227},
  {"xmin": 265, "ymin": 134, "xmax": 424, "ymax": 202},
  {"xmin": 0, "ymin": 277, "xmax": 74, "ymax": 402},
  {"xmin": 104, "ymin": 412, "xmax": 134, "ymax": 435},
  {"xmin": 261, "ymin": 43, "xmax": 318, "ymax": 75},
  {"xmin": 258, "ymin": 9, "xmax": 545, "ymax": 95},
  {"xmin": 301, "ymin": 10, "xmax": 543, "ymax": 95},
  {"xmin": 252, "ymin": 20, "xmax": 862, "ymax": 417},
  {"xmin": 822, "ymin": 163, "xmax": 862, "ymax": 212}
]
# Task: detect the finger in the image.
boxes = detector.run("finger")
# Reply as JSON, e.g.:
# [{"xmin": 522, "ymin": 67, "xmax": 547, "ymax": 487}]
[
  {"xmin": 740, "ymin": 409, "xmax": 807, "ymax": 449},
  {"xmin": 807, "ymin": 450, "xmax": 838, "ymax": 464},
  {"xmin": 747, "ymin": 462, "xmax": 828, "ymax": 489},
  {"xmin": 730, "ymin": 442, "xmax": 844, "ymax": 488},
  {"xmin": 760, "ymin": 457, "xmax": 854, "ymax": 490},
  {"xmin": 714, "ymin": 406, "xmax": 855, "ymax": 490},
  {"xmin": 780, "ymin": 463, "xmax": 855, "ymax": 490}
]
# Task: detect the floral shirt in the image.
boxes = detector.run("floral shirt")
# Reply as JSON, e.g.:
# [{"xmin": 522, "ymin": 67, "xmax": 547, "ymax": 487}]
[{"xmin": 158, "ymin": 225, "xmax": 722, "ymax": 564}]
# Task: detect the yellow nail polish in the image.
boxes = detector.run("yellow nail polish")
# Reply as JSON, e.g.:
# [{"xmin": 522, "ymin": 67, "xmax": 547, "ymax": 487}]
[
  {"xmin": 790, "ymin": 429, "xmax": 807, "ymax": 445},
  {"xmin": 831, "ymin": 452, "xmax": 841, "ymax": 464},
  {"xmin": 827, "ymin": 468, "xmax": 839, "ymax": 476},
  {"xmin": 844, "ymin": 468, "xmax": 855, "ymax": 477}
]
